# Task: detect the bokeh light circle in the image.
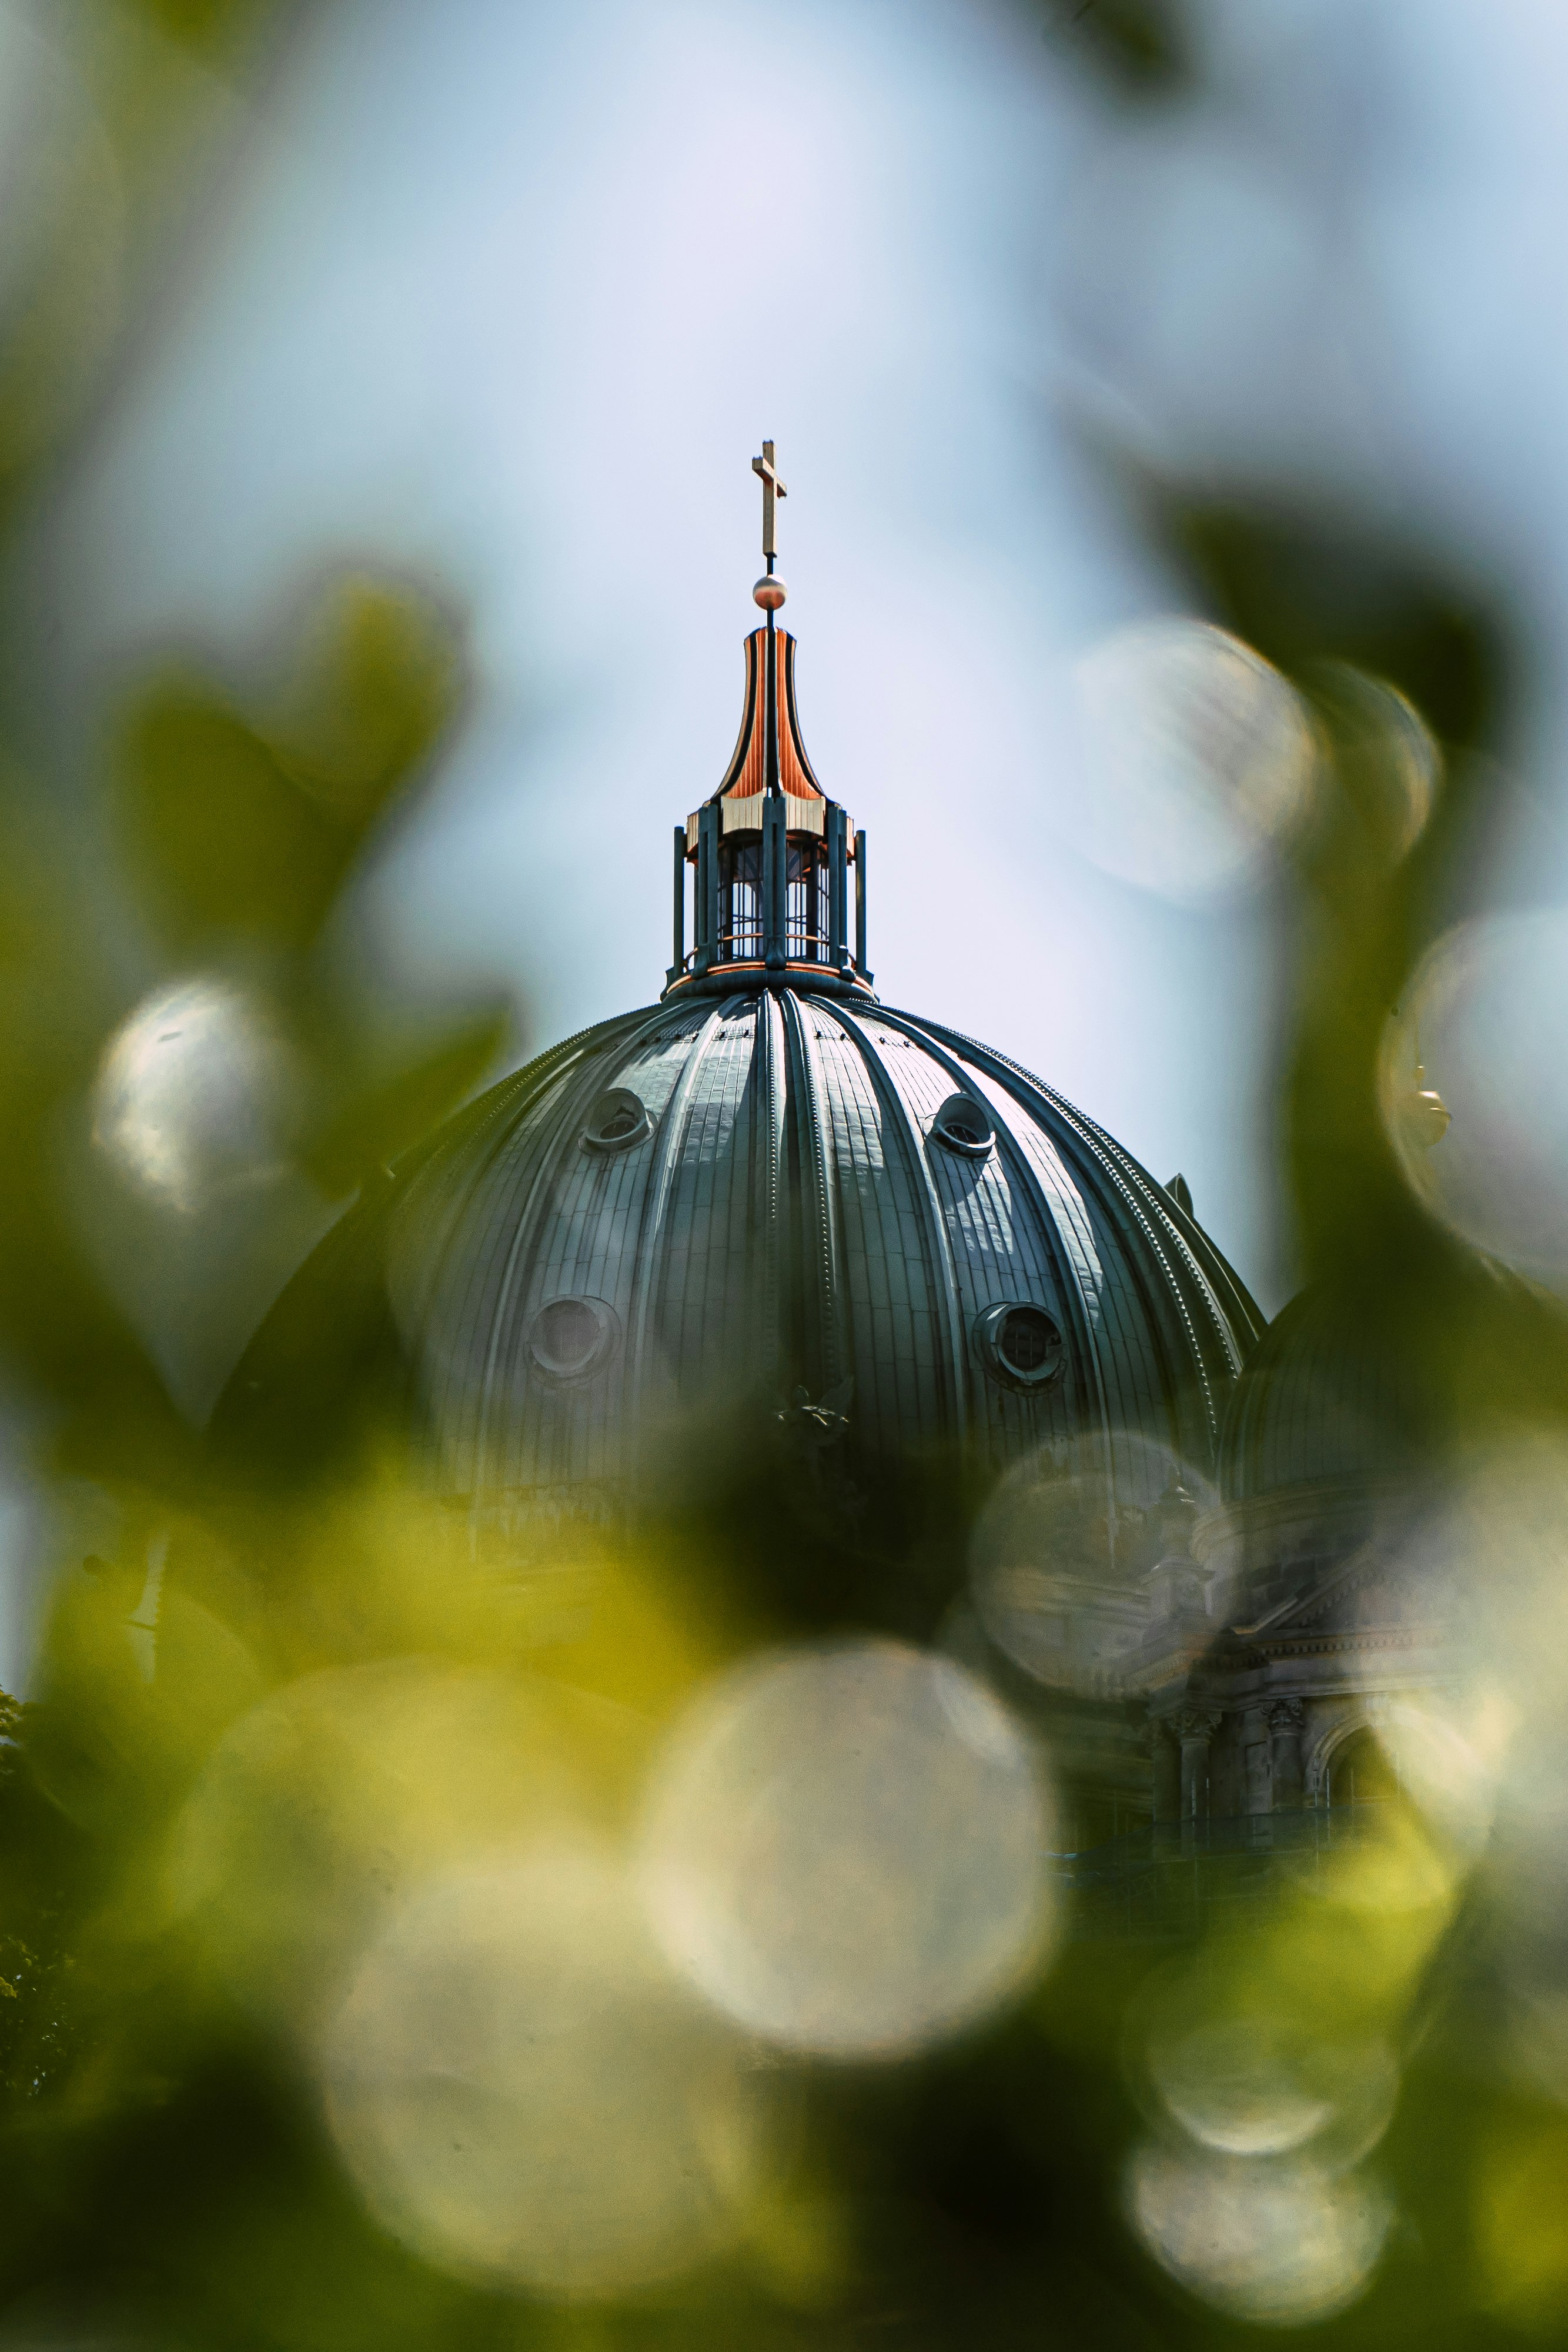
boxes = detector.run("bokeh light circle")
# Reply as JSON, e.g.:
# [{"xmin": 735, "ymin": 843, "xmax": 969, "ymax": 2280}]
[
  {"xmin": 1384, "ymin": 911, "xmax": 1568, "ymax": 1289},
  {"xmin": 322, "ymin": 1842, "xmax": 773, "ymax": 2300},
  {"xmin": 637, "ymin": 1639, "xmax": 1056, "ymax": 2059},
  {"xmin": 1126, "ymin": 2141, "xmax": 1392, "ymax": 2326},
  {"xmin": 92, "ymin": 976, "xmax": 293, "ymax": 1214},
  {"xmin": 969, "ymin": 1436, "xmax": 1216, "ymax": 1696},
  {"xmin": 1319, "ymin": 664, "xmax": 1437, "ymax": 860},
  {"xmin": 1069, "ymin": 617, "xmax": 1316, "ymax": 903},
  {"xmin": 1404, "ymin": 1443, "xmax": 1568, "ymax": 1930},
  {"xmin": 1145, "ymin": 2010, "xmax": 1399, "ymax": 2168}
]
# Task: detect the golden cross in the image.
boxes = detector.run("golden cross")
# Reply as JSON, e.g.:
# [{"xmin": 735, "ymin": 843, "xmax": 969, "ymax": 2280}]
[{"xmin": 751, "ymin": 440, "xmax": 787, "ymax": 562}]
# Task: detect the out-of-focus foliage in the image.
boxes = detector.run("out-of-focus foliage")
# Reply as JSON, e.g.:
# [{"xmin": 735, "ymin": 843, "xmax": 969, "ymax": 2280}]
[
  {"xmin": 0, "ymin": 5, "xmax": 1567, "ymax": 2350},
  {"xmin": 1146, "ymin": 492, "xmax": 1568, "ymax": 1455},
  {"xmin": 113, "ymin": 575, "xmax": 508, "ymax": 1200},
  {"xmin": 0, "ymin": 557, "xmax": 501, "ymax": 1482},
  {"xmin": 1034, "ymin": 0, "xmax": 1192, "ymax": 98},
  {"xmin": 0, "ymin": 0, "xmax": 291, "ymax": 514},
  {"xmin": 0, "ymin": 0, "xmax": 519, "ymax": 2229},
  {"xmin": 121, "ymin": 582, "xmax": 459, "ymax": 953}
]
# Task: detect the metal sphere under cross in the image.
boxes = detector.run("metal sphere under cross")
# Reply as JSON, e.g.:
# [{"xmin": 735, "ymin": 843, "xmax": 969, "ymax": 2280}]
[{"xmin": 752, "ymin": 440, "xmax": 787, "ymax": 562}]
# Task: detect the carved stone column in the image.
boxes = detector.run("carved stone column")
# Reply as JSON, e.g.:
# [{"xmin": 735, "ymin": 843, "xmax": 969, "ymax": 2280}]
[
  {"xmin": 1269, "ymin": 1698, "xmax": 1305, "ymax": 1810},
  {"xmin": 1150, "ymin": 1718, "xmax": 1181, "ymax": 1825},
  {"xmin": 1176, "ymin": 1707, "xmax": 1221, "ymax": 1831}
]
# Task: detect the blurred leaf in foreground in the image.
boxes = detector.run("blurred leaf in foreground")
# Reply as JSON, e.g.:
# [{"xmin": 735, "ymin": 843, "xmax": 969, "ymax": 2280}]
[
  {"xmin": 1035, "ymin": 0, "xmax": 1193, "ymax": 98},
  {"xmin": 115, "ymin": 577, "xmax": 463, "ymax": 960},
  {"xmin": 300, "ymin": 1010, "xmax": 511, "ymax": 1200}
]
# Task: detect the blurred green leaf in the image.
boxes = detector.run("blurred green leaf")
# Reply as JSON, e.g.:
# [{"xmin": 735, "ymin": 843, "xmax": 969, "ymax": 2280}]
[
  {"xmin": 302, "ymin": 1009, "xmax": 512, "ymax": 1198},
  {"xmin": 1038, "ymin": 0, "xmax": 1192, "ymax": 98},
  {"xmin": 119, "ymin": 685, "xmax": 340, "ymax": 951},
  {"xmin": 116, "ymin": 580, "xmax": 467, "ymax": 955},
  {"xmin": 1157, "ymin": 495, "xmax": 1507, "ymax": 749},
  {"xmin": 134, "ymin": 0, "xmax": 275, "ymax": 52},
  {"xmin": 275, "ymin": 576, "xmax": 462, "ymax": 827}
]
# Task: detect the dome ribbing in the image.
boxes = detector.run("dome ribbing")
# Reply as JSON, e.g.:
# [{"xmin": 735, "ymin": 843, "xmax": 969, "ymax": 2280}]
[{"xmin": 221, "ymin": 993, "xmax": 1263, "ymax": 1531}]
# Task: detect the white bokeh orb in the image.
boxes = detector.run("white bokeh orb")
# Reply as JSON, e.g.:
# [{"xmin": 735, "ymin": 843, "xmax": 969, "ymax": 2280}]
[
  {"xmin": 968, "ymin": 1435, "xmax": 1214, "ymax": 1696},
  {"xmin": 1384, "ymin": 910, "xmax": 1568, "ymax": 1289},
  {"xmin": 322, "ymin": 1843, "xmax": 773, "ymax": 2301},
  {"xmin": 1070, "ymin": 617, "xmax": 1316, "ymax": 903},
  {"xmin": 1145, "ymin": 2012, "xmax": 1399, "ymax": 2167},
  {"xmin": 636, "ymin": 1639, "xmax": 1056, "ymax": 2060},
  {"xmin": 1126, "ymin": 2141, "xmax": 1392, "ymax": 2327},
  {"xmin": 92, "ymin": 975, "xmax": 292, "ymax": 1214}
]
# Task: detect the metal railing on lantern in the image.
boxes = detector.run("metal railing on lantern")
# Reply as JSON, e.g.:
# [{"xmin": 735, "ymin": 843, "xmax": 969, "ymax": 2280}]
[
  {"xmin": 660, "ymin": 439, "xmax": 875, "ymax": 1001},
  {"xmin": 668, "ymin": 807, "xmax": 870, "ymax": 992},
  {"xmin": 710, "ymin": 842, "xmax": 833, "ymax": 965},
  {"xmin": 672, "ymin": 818, "xmax": 879, "ymax": 993},
  {"xmin": 718, "ymin": 858, "xmax": 831, "ymax": 965},
  {"xmin": 717, "ymin": 843, "xmax": 764, "ymax": 963},
  {"xmin": 786, "ymin": 846, "xmax": 832, "ymax": 961}
]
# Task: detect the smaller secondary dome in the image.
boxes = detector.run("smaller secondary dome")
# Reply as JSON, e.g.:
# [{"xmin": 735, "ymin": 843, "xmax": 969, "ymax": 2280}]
[
  {"xmin": 1219, "ymin": 1282, "xmax": 1430, "ymax": 1504},
  {"xmin": 1219, "ymin": 1253, "xmax": 1568, "ymax": 1508}
]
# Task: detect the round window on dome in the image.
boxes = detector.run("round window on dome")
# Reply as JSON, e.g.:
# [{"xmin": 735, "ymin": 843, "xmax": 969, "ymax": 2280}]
[
  {"xmin": 527, "ymin": 1295, "xmax": 618, "ymax": 1381},
  {"xmin": 931, "ymin": 1093, "xmax": 994, "ymax": 1158},
  {"xmin": 581, "ymin": 1087, "xmax": 653, "ymax": 1153},
  {"xmin": 974, "ymin": 1301, "xmax": 1065, "ymax": 1391}
]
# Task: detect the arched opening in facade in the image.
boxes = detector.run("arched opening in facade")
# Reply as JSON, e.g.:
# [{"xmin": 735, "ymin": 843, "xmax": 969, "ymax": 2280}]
[{"xmin": 1326, "ymin": 1726, "xmax": 1401, "ymax": 1810}]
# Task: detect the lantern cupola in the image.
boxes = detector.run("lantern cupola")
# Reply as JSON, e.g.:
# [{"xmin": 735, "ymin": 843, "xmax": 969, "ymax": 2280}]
[{"xmin": 664, "ymin": 442, "xmax": 872, "ymax": 998}]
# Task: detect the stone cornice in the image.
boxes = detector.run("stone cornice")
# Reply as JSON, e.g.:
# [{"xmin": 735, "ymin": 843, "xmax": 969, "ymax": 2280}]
[
  {"xmin": 1255, "ymin": 1626, "xmax": 1439, "ymax": 1659},
  {"xmin": 1193, "ymin": 1476, "xmax": 1422, "ymax": 1572}
]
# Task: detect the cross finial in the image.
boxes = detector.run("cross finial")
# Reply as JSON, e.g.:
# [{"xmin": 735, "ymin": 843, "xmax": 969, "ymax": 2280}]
[{"xmin": 752, "ymin": 440, "xmax": 787, "ymax": 565}]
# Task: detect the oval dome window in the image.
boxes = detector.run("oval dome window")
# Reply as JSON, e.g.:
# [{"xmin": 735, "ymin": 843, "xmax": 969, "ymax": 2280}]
[
  {"xmin": 931, "ymin": 1093, "xmax": 994, "ymax": 1158},
  {"xmin": 527, "ymin": 1294, "xmax": 618, "ymax": 1380},
  {"xmin": 974, "ymin": 1301, "xmax": 1065, "ymax": 1390},
  {"xmin": 582, "ymin": 1087, "xmax": 653, "ymax": 1152}
]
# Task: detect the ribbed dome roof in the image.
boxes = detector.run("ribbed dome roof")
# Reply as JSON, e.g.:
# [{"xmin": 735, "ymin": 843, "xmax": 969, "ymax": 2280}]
[{"xmin": 222, "ymin": 990, "xmax": 1264, "ymax": 1526}]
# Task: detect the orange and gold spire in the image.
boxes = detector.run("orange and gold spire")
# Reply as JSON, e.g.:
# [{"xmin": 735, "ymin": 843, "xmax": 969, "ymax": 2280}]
[
  {"xmin": 663, "ymin": 444, "xmax": 872, "ymax": 999},
  {"xmin": 710, "ymin": 627, "xmax": 827, "ymax": 810}
]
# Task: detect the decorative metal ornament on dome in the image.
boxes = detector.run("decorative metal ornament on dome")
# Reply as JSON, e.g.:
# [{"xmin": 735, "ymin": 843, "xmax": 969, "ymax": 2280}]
[{"xmin": 220, "ymin": 445, "xmax": 1265, "ymax": 1550}]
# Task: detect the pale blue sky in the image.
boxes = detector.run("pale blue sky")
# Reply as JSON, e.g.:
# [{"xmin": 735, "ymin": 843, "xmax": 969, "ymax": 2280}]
[{"xmin": 29, "ymin": 0, "xmax": 1568, "ymax": 1325}]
